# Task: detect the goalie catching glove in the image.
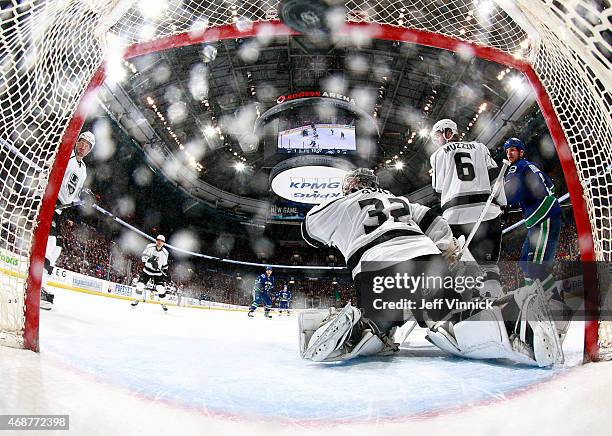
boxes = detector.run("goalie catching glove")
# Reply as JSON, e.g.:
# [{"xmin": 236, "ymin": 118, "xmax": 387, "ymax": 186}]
[{"xmin": 299, "ymin": 303, "xmax": 399, "ymax": 362}]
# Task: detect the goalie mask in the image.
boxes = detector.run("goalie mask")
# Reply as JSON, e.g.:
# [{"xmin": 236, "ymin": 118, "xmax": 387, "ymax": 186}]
[{"xmin": 342, "ymin": 168, "xmax": 379, "ymax": 195}]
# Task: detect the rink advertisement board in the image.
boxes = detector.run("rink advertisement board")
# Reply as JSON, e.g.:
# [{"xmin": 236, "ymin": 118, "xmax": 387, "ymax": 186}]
[
  {"xmin": 41, "ymin": 266, "xmax": 252, "ymax": 310},
  {"xmin": 72, "ymin": 275, "xmax": 104, "ymax": 293},
  {"xmin": 50, "ymin": 267, "xmax": 72, "ymax": 287},
  {"xmin": 113, "ymin": 283, "xmax": 134, "ymax": 297},
  {"xmin": 45, "ymin": 267, "xmax": 136, "ymax": 298},
  {"xmin": 0, "ymin": 248, "xmax": 20, "ymax": 268}
]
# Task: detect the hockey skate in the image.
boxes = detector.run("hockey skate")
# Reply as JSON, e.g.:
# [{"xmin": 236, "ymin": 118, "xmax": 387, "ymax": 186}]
[
  {"xmin": 40, "ymin": 288, "xmax": 54, "ymax": 311},
  {"xmin": 264, "ymin": 309, "xmax": 272, "ymax": 319},
  {"xmin": 247, "ymin": 310, "xmax": 254, "ymax": 317},
  {"xmin": 161, "ymin": 304, "xmax": 168, "ymax": 312},
  {"xmin": 130, "ymin": 300, "xmax": 140, "ymax": 307}
]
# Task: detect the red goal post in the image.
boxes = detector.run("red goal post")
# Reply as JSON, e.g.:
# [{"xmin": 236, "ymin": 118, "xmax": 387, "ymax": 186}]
[{"xmin": 0, "ymin": 0, "xmax": 609, "ymax": 359}]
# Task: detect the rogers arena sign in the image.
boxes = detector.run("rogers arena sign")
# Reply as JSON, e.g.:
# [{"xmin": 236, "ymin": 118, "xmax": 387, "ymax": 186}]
[
  {"xmin": 271, "ymin": 166, "xmax": 347, "ymax": 204},
  {"xmin": 276, "ymin": 91, "xmax": 356, "ymax": 105}
]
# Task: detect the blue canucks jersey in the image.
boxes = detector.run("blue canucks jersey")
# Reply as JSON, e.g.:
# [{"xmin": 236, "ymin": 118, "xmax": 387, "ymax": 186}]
[
  {"xmin": 504, "ymin": 159, "xmax": 561, "ymax": 228},
  {"xmin": 277, "ymin": 288, "xmax": 292, "ymax": 301},
  {"xmin": 254, "ymin": 273, "xmax": 274, "ymax": 294}
]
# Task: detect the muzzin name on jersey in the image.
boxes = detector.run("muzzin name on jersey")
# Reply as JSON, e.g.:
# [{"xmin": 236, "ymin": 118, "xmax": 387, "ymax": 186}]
[
  {"xmin": 372, "ymin": 297, "xmax": 493, "ymax": 311},
  {"xmin": 441, "ymin": 142, "xmax": 476, "ymax": 152}
]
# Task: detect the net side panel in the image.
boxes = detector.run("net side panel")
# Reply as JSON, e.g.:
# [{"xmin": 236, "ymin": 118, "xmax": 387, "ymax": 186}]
[
  {"xmin": 515, "ymin": 0, "xmax": 611, "ymax": 359},
  {"xmin": 0, "ymin": 0, "xmax": 108, "ymax": 348}
]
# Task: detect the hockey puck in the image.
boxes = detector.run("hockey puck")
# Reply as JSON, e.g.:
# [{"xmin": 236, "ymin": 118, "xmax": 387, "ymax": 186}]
[{"xmin": 278, "ymin": 0, "xmax": 344, "ymax": 35}]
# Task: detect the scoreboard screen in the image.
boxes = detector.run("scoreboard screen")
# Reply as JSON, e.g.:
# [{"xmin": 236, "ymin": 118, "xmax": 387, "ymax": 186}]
[{"xmin": 277, "ymin": 124, "xmax": 356, "ymax": 155}]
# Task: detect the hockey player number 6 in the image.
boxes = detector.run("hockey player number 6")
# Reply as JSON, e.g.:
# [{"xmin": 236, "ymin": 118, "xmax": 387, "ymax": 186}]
[{"xmin": 453, "ymin": 152, "xmax": 476, "ymax": 181}]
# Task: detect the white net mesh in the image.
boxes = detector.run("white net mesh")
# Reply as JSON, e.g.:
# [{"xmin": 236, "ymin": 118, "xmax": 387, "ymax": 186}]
[
  {"xmin": 0, "ymin": 0, "xmax": 108, "ymax": 347},
  {"xmin": 0, "ymin": 0, "xmax": 610, "ymax": 355}
]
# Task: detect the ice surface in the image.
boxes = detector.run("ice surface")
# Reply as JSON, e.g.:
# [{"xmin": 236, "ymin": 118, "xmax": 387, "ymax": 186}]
[{"xmin": 1, "ymin": 287, "xmax": 611, "ymax": 436}]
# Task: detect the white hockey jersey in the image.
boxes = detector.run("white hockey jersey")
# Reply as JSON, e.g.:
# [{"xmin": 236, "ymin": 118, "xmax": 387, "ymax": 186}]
[
  {"xmin": 57, "ymin": 153, "xmax": 87, "ymax": 206},
  {"xmin": 430, "ymin": 141, "xmax": 506, "ymax": 224},
  {"xmin": 141, "ymin": 243, "xmax": 169, "ymax": 276},
  {"xmin": 302, "ymin": 187, "xmax": 453, "ymax": 277}
]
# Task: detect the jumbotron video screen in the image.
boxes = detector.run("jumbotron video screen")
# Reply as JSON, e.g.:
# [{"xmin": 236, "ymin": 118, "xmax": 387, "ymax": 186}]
[{"xmin": 277, "ymin": 123, "xmax": 356, "ymax": 154}]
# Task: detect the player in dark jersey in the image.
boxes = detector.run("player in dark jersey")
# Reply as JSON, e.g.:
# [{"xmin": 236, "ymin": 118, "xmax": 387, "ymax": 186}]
[
  {"xmin": 248, "ymin": 266, "xmax": 274, "ymax": 318},
  {"xmin": 276, "ymin": 284, "xmax": 292, "ymax": 316},
  {"xmin": 503, "ymin": 138, "xmax": 563, "ymax": 301}
]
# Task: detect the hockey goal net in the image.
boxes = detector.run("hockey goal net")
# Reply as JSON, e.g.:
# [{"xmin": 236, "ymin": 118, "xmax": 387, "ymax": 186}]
[{"xmin": 0, "ymin": 0, "xmax": 610, "ymax": 358}]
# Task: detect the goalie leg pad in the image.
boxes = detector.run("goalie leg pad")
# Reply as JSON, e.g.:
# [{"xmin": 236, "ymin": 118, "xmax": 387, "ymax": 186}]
[
  {"xmin": 155, "ymin": 284, "xmax": 166, "ymax": 298},
  {"xmin": 427, "ymin": 285, "xmax": 563, "ymax": 367},
  {"xmin": 427, "ymin": 306, "xmax": 544, "ymax": 366},
  {"xmin": 300, "ymin": 303, "xmax": 398, "ymax": 362},
  {"xmin": 427, "ymin": 307, "xmax": 517, "ymax": 361},
  {"xmin": 301, "ymin": 303, "xmax": 361, "ymax": 362},
  {"xmin": 513, "ymin": 285, "xmax": 563, "ymax": 366},
  {"xmin": 299, "ymin": 308, "xmax": 336, "ymax": 356}
]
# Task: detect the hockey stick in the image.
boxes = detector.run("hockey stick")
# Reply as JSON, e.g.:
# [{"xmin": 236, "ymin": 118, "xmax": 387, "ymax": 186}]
[
  {"xmin": 54, "ymin": 189, "xmax": 96, "ymax": 212},
  {"xmin": 55, "ymin": 200, "xmax": 84, "ymax": 212},
  {"xmin": 459, "ymin": 159, "xmax": 511, "ymax": 259}
]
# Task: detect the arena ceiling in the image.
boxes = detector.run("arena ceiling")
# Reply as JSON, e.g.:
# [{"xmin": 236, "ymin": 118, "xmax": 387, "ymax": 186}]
[{"xmin": 99, "ymin": 33, "xmax": 538, "ymax": 212}]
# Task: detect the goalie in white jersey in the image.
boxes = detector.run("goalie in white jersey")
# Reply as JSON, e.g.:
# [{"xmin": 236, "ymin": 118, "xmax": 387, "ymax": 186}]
[
  {"xmin": 429, "ymin": 119, "xmax": 506, "ymax": 297},
  {"xmin": 298, "ymin": 168, "xmax": 562, "ymax": 367},
  {"xmin": 42, "ymin": 131, "xmax": 95, "ymax": 310}
]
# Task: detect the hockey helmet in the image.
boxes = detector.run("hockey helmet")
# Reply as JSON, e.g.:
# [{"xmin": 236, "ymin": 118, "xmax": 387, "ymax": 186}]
[
  {"xmin": 156, "ymin": 235, "xmax": 166, "ymax": 242},
  {"xmin": 342, "ymin": 168, "xmax": 379, "ymax": 195},
  {"xmin": 503, "ymin": 137, "xmax": 526, "ymax": 153},
  {"xmin": 78, "ymin": 131, "xmax": 95, "ymax": 151},
  {"xmin": 430, "ymin": 119, "xmax": 458, "ymax": 140},
  {"xmin": 265, "ymin": 265, "xmax": 273, "ymax": 271}
]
